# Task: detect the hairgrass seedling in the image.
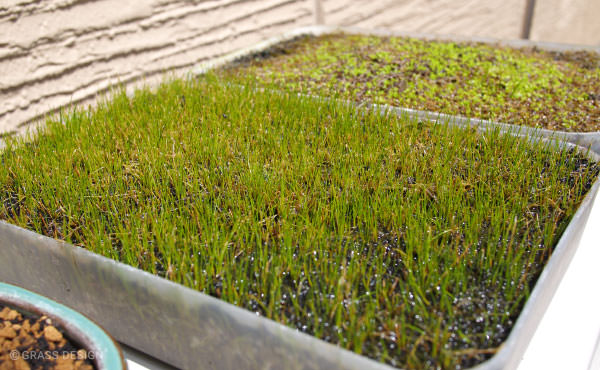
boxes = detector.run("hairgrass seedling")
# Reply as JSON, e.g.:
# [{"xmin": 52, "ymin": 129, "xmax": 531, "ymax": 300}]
[{"xmin": 0, "ymin": 74, "xmax": 598, "ymax": 368}]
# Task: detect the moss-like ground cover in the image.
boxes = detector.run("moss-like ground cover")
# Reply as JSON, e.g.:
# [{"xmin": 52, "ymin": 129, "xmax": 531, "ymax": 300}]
[
  {"xmin": 227, "ymin": 33, "xmax": 600, "ymax": 132},
  {"xmin": 1, "ymin": 76, "xmax": 598, "ymax": 368}
]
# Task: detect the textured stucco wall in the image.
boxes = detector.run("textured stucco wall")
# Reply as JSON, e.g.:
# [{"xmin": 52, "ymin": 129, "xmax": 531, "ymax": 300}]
[
  {"xmin": 322, "ymin": 0, "xmax": 527, "ymax": 40},
  {"xmin": 322, "ymin": 0, "xmax": 600, "ymax": 45},
  {"xmin": 0, "ymin": 0, "xmax": 597, "ymax": 135},
  {"xmin": 0, "ymin": 0, "xmax": 313, "ymax": 135}
]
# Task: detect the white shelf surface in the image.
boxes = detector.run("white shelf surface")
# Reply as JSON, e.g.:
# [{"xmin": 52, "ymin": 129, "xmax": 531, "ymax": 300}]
[
  {"xmin": 120, "ymin": 344, "xmax": 175, "ymax": 370},
  {"xmin": 126, "ymin": 359, "xmax": 151, "ymax": 370},
  {"xmin": 518, "ymin": 188, "xmax": 600, "ymax": 370}
]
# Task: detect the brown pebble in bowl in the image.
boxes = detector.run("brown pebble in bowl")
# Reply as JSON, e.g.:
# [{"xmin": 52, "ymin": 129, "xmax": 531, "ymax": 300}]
[{"xmin": 0, "ymin": 304, "xmax": 95, "ymax": 370}]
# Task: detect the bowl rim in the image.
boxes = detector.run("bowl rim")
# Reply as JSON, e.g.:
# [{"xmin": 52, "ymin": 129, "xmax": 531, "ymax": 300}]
[{"xmin": 0, "ymin": 281, "xmax": 125, "ymax": 370}]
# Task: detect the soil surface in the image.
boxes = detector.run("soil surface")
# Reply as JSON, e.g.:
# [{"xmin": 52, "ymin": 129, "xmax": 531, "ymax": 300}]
[
  {"xmin": 0, "ymin": 305, "xmax": 94, "ymax": 370},
  {"xmin": 226, "ymin": 33, "xmax": 600, "ymax": 132}
]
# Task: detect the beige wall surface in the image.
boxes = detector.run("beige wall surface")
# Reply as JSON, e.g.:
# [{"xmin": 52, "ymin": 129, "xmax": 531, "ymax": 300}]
[
  {"xmin": 322, "ymin": 0, "xmax": 527, "ymax": 40},
  {"xmin": 530, "ymin": 0, "xmax": 600, "ymax": 45},
  {"xmin": 0, "ymin": 0, "xmax": 313, "ymax": 135},
  {"xmin": 0, "ymin": 0, "xmax": 597, "ymax": 135}
]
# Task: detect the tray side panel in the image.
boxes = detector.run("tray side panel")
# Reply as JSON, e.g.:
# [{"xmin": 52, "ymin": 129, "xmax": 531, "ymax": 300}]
[{"xmin": 0, "ymin": 221, "xmax": 392, "ymax": 370}]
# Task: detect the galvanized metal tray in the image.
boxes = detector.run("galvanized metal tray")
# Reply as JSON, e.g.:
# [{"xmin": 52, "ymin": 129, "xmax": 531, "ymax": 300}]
[
  {"xmin": 194, "ymin": 26, "xmax": 600, "ymax": 154},
  {"xmin": 1, "ymin": 26, "xmax": 600, "ymax": 370}
]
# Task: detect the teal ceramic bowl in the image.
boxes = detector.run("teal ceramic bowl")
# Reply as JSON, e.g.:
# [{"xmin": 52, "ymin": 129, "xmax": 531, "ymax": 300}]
[{"xmin": 0, "ymin": 282, "xmax": 125, "ymax": 369}]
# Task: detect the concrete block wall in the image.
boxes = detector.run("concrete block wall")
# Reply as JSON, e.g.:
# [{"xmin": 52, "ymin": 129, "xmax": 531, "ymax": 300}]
[{"xmin": 1, "ymin": 0, "xmax": 598, "ymax": 135}]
